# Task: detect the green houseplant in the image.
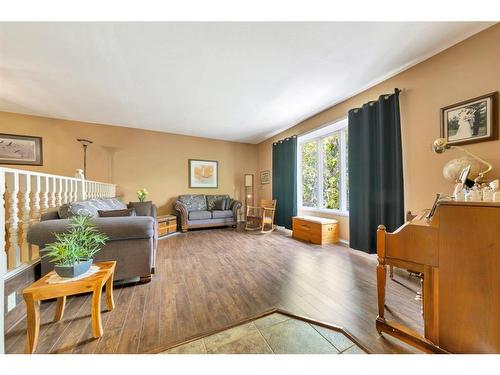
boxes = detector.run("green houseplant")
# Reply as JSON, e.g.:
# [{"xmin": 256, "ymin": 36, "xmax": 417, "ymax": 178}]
[
  {"xmin": 42, "ymin": 215, "xmax": 108, "ymax": 278},
  {"xmin": 137, "ymin": 188, "xmax": 148, "ymax": 202}
]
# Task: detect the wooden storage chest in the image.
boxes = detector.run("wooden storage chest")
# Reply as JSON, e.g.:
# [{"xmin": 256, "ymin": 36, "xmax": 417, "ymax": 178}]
[
  {"xmin": 157, "ymin": 214, "xmax": 177, "ymax": 237},
  {"xmin": 292, "ymin": 216, "xmax": 339, "ymax": 245}
]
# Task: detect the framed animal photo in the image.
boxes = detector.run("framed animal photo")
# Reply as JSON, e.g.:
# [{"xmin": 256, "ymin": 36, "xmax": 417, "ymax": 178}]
[
  {"xmin": 189, "ymin": 159, "xmax": 218, "ymax": 188},
  {"xmin": 441, "ymin": 92, "xmax": 498, "ymax": 146},
  {"xmin": 0, "ymin": 133, "xmax": 43, "ymax": 166}
]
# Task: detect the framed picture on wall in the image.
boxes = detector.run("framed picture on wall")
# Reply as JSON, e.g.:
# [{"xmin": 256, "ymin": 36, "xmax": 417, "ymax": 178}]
[
  {"xmin": 189, "ymin": 159, "xmax": 218, "ymax": 188},
  {"xmin": 260, "ymin": 170, "xmax": 271, "ymax": 184},
  {"xmin": 0, "ymin": 133, "xmax": 43, "ymax": 166},
  {"xmin": 441, "ymin": 92, "xmax": 498, "ymax": 146}
]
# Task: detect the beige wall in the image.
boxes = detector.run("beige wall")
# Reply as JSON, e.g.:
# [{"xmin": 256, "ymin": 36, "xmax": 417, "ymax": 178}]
[
  {"xmin": 0, "ymin": 112, "xmax": 258, "ymax": 215},
  {"xmin": 2, "ymin": 24, "xmax": 499, "ymax": 238},
  {"xmin": 257, "ymin": 24, "xmax": 500, "ymax": 241}
]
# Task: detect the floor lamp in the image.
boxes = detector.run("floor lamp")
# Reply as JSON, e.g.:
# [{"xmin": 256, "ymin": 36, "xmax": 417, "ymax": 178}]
[
  {"xmin": 244, "ymin": 174, "xmax": 254, "ymax": 220},
  {"xmin": 77, "ymin": 138, "xmax": 93, "ymax": 178}
]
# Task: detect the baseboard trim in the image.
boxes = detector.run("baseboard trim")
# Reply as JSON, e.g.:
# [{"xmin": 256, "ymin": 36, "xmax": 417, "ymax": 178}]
[
  {"xmin": 4, "ymin": 258, "xmax": 41, "ymax": 281},
  {"xmin": 339, "ymin": 239, "xmax": 349, "ymax": 247}
]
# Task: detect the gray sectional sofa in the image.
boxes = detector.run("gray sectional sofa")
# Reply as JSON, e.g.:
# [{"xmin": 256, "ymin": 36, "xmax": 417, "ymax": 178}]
[
  {"xmin": 174, "ymin": 194, "xmax": 241, "ymax": 232},
  {"xmin": 27, "ymin": 197, "xmax": 157, "ymax": 282}
]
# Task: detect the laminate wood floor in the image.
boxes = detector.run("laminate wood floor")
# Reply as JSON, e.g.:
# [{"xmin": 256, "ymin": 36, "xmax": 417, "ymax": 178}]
[{"xmin": 5, "ymin": 225, "xmax": 423, "ymax": 354}]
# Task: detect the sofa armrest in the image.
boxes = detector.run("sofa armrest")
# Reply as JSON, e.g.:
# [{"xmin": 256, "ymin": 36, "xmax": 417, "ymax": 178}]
[
  {"xmin": 28, "ymin": 216, "xmax": 156, "ymax": 247},
  {"xmin": 174, "ymin": 200, "xmax": 189, "ymax": 232},
  {"xmin": 232, "ymin": 200, "xmax": 242, "ymax": 220}
]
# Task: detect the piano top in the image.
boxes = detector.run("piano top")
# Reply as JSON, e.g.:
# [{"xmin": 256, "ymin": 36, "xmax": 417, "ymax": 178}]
[{"xmin": 437, "ymin": 199, "xmax": 500, "ymax": 208}]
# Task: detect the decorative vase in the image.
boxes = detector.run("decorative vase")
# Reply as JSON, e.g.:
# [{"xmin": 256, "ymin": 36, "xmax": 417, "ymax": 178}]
[{"xmin": 54, "ymin": 259, "xmax": 92, "ymax": 278}]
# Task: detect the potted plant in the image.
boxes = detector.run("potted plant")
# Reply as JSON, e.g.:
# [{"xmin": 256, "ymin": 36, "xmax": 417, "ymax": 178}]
[
  {"xmin": 129, "ymin": 187, "xmax": 153, "ymax": 216},
  {"xmin": 137, "ymin": 188, "xmax": 148, "ymax": 202},
  {"xmin": 42, "ymin": 215, "xmax": 108, "ymax": 278}
]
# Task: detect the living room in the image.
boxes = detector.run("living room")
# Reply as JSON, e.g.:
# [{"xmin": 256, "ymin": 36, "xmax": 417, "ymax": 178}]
[{"xmin": 1, "ymin": 0, "xmax": 500, "ymax": 372}]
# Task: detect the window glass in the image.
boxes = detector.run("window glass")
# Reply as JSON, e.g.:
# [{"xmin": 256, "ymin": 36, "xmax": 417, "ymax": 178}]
[
  {"xmin": 344, "ymin": 128, "xmax": 349, "ymax": 211},
  {"xmin": 298, "ymin": 119, "xmax": 348, "ymax": 213},
  {"xmin": 322, "ymin": 134, "xmax": 340, "ymax": 210},
  {"xmin": 301, "ymin": 141, "xmax": 318, "ymax": 207}
]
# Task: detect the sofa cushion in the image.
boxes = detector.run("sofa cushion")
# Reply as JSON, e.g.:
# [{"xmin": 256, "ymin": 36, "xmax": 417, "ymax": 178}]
[
  {"xmin": 67, "ymin": 200, "xmax": 100, "ymax": 217},
  {"xmin": 58, "ymin": 204, "xmax": 71, "ymax": 219},
  {"xmin": 211, "ymin": 210, "xmax": 233, "ymax": 219},
  {"xmin": 63, "ymin": 198, "xmax": 127, "ymax": 218},
  {"xmin": 213, "ymin": 199, "xmax": 226, "ymax": 210},
  {"xmin": 98, "ymin": 208, "xmax": 136, "ymax": 217},
  {"xmin": 179, "ymin": 195, "xmax": 207, "ymax": 211},
  {"xmin": 188, "ymin": 210, "xmax": 212, "ymax": 220},
  {"xmin": 28, "ymin": 216, "xmax": 155, "ymax": 246},
  {"xmin": 100, "ymin": 198, "xmax": 127, "ymax": 210},
  {"xmin": 206, "ymin": 195, "xmax": 229, "ymax": 210},
  {"xmin": 128, "ymin": 201, "xmax": 153, "ymax": 216}
]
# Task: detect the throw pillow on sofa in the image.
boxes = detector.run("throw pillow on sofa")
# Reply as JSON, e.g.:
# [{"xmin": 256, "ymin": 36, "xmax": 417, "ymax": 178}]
[
  {"xmin": 206, "ymin": 195, "xmax": 229, "ymax": 210},
  {"xmin": 128, "ymin": 201, "xmax": 152, "ymax": 216},
  {"xmin": 98, "ymin": 208, "xmax": 136, "ymax": 217},
  {"xmin": 213, "ymin": 199, "xmax": 226, "ymax": 210}
]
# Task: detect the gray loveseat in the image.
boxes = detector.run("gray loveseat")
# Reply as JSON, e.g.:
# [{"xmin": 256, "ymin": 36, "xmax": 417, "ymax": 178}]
[
  {"xmin": 174, "ymin": 194, "xmax": 241, "ymax": 232},
  {"xmin": 27, "ymin": 197, "xmax": 157, "ymax": 282}
]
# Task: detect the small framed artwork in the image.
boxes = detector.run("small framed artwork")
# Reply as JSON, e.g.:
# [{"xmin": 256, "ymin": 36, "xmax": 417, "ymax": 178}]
[
  {"xmin": 260, "ymin": 170, "xmax": 271, "ymax": 184},
  {"xmin": 0, "ymin": 133, "xmax": 43, "ymax": 166},
  {"xmin": 189, "ymin": 159, "xmax": 218, "ymax": 188},
  {"xmin": 441, "ymin": 92, "xmax": 498, "ymax": 146}
]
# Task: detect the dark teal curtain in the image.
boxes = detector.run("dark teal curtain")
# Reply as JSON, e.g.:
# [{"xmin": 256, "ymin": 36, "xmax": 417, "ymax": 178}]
[
  {"xmin": 348, "ymin": 89, "xmax": 404, "ymax": 254},
  {"xmin": 272, "ymin": 136, "xmax": 297, "ymax": 229}
]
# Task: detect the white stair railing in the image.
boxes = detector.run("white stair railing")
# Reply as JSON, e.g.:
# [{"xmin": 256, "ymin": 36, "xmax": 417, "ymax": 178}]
[
  {"xmin": 0, "ymin": 167, "xmax": 116, "ymax": 275},
  {"xmin": 0, "ymin": 168, "xmax": 116, "ymax": 353}
]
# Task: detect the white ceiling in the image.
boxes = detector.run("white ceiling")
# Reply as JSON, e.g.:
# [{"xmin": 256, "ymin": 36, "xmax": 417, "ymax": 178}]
[{"xmin": 0, "ymin": 22, "xmax": 494, "ymax": 143}]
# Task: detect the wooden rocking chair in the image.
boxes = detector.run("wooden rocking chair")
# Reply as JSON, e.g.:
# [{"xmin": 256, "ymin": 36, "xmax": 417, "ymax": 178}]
[{"xmin": 245, "ymin": 199, "xmax": 276, "ymax": 233}]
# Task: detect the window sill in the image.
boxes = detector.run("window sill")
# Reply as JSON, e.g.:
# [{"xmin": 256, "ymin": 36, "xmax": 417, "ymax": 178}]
[{"xmin": 299, "ymin": 207, "xmax": 349, "ymax": 217}]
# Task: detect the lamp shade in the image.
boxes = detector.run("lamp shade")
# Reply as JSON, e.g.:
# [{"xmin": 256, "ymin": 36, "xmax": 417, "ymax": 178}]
[{"xmin": 245, "ymin": 174, "xmax": 253, "ymax": 187}]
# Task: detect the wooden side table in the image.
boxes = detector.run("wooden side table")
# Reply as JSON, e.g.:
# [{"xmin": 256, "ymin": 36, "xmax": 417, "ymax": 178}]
[
  {"xmin": 157, "ymin": 214, "xmax": 177, "ymax": 237},
  {"xmin": 23, "ymin": 261, "xmax": 116, "ymax": 354}
]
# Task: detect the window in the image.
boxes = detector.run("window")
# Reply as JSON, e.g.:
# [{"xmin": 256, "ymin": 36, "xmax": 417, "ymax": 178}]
[{"xmin": 297, "ymin": 118, "xmax": 348, "ymax": 215}]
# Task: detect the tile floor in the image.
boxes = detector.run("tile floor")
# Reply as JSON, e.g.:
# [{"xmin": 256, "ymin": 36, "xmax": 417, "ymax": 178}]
[{"xmin": 161, "ymin": 313, "xmax": 366, "ymax": 354}]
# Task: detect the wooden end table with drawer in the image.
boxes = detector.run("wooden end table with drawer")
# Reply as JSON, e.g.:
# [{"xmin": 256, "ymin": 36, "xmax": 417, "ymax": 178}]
[
  {"xmin": 292, "ymin": 216, "xmax": 339, "ymax": 245},
  {"xmin": 157, "ymin": 214, "xmax": 178, "ymax": 237},
  {"xmin": 22, "ymin": 261, "xmax": 116, "ymax": 354}
]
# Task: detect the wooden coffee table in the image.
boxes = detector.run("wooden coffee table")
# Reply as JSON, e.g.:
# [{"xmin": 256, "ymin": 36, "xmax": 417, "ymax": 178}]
[{"xmin": 23, "ymin": 261, "xmax": 116, "ymax": 354}]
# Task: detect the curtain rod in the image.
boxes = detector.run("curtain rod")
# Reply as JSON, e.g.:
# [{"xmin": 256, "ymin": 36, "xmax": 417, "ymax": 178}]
[
  {"xmin": 272, "ymin": 134, "xmax": 297, "ymax": 145},
  {"xmin": 351, "ymin": 88, "xmax": 403, "ymax": 112}
]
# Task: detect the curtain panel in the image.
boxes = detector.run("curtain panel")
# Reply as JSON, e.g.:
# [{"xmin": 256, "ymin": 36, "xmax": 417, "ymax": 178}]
[
  {"xmin": 348, "ymin": 89, "xmax": 404, "ymax": 253},
  {"xmin": 272, "ymin": 136, "xmax": 297, "ymax": 229}
]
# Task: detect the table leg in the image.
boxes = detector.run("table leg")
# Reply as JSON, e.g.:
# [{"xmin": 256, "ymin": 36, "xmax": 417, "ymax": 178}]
[
  {"xmin": 91, "ymin": 285, "xmax": 103, "ymax": 338},
  {"xmin": 24, "ymin": 293, "xmax": 40, "ymax": 354},
  {"xmin": 105, "ymin": 272, "xmax": 115, "ymax": 311},
  {"xmin": 54, "ymin": 296, "xmax": 66, "ymax": 322}
]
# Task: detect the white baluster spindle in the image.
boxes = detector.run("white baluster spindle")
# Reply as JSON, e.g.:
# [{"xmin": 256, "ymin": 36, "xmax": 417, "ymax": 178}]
[
  {"xmin": 55, "ymin": 177, "xmax": 62, "ymax": 207},
  {"xmin": 49, "ymin": 177, "xmax": 56, "ymax": 209},
  {"xmin": 40, "ymin": 175, "xmax": 49, "ymax": 214},
  {"xmin": 19, "ymin": 173, "xmax": 31, "ymax": 263},
  {"xmin": 6, "ymin": 172, "xmax": 20, "ymax": 269},
  {"xmin": 62, "ymin": 179, "xmax": 69, "ymax": 204}
]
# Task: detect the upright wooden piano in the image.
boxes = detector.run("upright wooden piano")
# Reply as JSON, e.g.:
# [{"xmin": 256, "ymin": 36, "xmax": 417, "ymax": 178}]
[{"xmin": 376, "ymin": 200, "xmax": 500, "ymax": 353}]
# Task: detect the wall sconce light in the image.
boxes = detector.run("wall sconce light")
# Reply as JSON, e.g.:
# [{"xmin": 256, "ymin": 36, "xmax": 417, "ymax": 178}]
[{"xmin": 432, "ymin": 137, "xmax": 492, "ymax": 183}]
